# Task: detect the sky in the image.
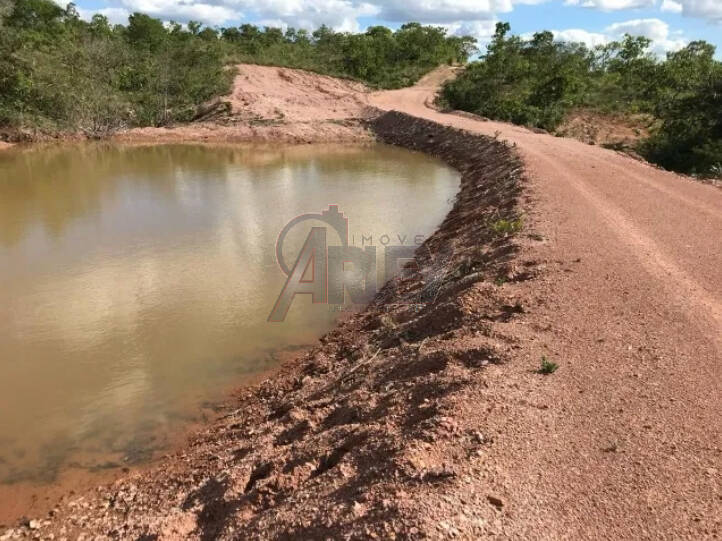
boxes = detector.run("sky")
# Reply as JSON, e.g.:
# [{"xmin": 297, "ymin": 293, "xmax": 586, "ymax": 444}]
[{"xmin": 67, "ymin": 0, "xmax": 722, "ymax": 56}]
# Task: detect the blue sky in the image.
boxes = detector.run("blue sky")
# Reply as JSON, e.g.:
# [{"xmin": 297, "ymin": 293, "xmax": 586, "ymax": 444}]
[{"xmin": 68, "ymin": 0, "xmax": 722, "ymax": 56}]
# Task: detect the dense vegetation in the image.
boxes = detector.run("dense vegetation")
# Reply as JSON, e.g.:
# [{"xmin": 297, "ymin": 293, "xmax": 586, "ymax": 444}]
[
  {"xmin": 222, "ymin": 23, "xmax": 476, "ymax": 89},
  {"xmin": 0, "ymin": 0, "xmax": 475, "ymax": 135},
  {"xmin": 442, "ymin": 23, "xmax": 722, "ymax": 177},
  {"xmin": 0, "ymin": 0, "xmax": 231, "ymax": 133}
]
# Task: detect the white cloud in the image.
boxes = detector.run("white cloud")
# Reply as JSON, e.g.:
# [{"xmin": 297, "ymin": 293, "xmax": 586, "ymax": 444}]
[
  {"xmin": 117, "ymin": 0, "xmax": 242, "ymax": 25},
  {"xmin": 606, "ymin": 18, "xmax": 687, "ymax": 52},
  {"xmin": 445, "ymin": 19, "xmax": 497, "ymax": 50},
  {"xmin": 673, "ymin": 0, "xmax": 722, "ymax": 22},
  {"xmin": 660, "ymin": 0, "xmax": 682, "ymax": 13},
  {"xmin": 78, "ymin": 7, "xmax": 131, "ymax": 25},
  {"xmin": 606, "ymin": 17, "xmax": 669, "ymax": 40},
  {"xmin": 552, "ymin": 28, "xmax": 609, "ymax": 47},
  {"xmin": 542, "ymin": 18, "xmax": 687, "ymax": 55},
  {"xmin": 221, "ymin": 0, "xmax": 379, "ymax": 32},
  {"xmin": 374, "ymin": 0, "xmax": 550, "ymax": 25},
  {"xmin": 73, "ymin": 0, "xmax": 552, "ymax": 30},
  {"xmin": 564, "ymin": 0, "xmax": 722, "ymax": 22},
  {"xmin": 255, "ymin": 18, "xmax": 288, "ymax": 30},
  {"xmin": 445, "ymin": 20, "xmax": 498, "ymax": 40},
  {"xmin": 564, "ymin": 0, "xmax": 655, "ymax": 10},
  {"xmin": 372, "ymin": 0, "xmax": 510, "ymax": 24}
]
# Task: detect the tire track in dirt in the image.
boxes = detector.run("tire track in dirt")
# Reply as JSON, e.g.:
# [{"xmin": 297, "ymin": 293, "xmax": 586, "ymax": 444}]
[
  {"xmin": 369, "ymin": 69, "xmax": 722, "ymax": 353},
  {"xmin": 531, "ymin": 150, "xmax": 721, "ymax": 354}
]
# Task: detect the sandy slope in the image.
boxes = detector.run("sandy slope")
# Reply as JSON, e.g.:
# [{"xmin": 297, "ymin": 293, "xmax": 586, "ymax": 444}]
[
  {"xmin": 226, "ymin": 64, "xmax": 369, "ymax": 122},
  {"xmin": 117, "ymin": 64, "xmax": 373, "ymax": 144},
  {"xmin": 372, "ymin": 67, "xmax": 722, "ymax": 538}
]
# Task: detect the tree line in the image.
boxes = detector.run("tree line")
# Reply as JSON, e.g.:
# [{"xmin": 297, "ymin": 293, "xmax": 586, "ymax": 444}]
[
  {"xmin": 2, "ymin": 2, "xmax": 718, "ymax": 177},
  {"xmin": 0, "ymin": 0, "xmax": 476, "ymax": 135},
  {"xmin": 442, "ymin": 23, "xmax": 722, "ymax": 177}
]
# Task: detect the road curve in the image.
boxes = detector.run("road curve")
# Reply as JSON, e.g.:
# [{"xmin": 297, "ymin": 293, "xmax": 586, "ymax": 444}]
[{"xmin": 371, "ymin": 69, "xmax": 722, "ymax": 538}]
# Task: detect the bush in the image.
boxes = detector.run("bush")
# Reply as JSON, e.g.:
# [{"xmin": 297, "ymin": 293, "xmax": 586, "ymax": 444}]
[
  {"xmin": 0, "ymin": 0, "xmax": 233, "ymax": 132},
  {"xmin": 441, "ymin": 24, "xmax": 591, "ymax": 132},
  {"xmin": 442, "ymin": 23, "xmax": 722, "ymax": 176},
  {"xmin": 0, "ymin": 3, "xmax": 477, "ymax": 134},
  {"xmin": 641, "ymin": 44, "xmax": 722, "ymax": 176}
]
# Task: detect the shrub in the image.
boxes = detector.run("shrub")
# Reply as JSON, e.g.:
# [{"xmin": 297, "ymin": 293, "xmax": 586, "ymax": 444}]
[
  {"xmin": 443, "ymin": 23, "xmax": 721, "ymax": 176},
  {"xmin": 539, "ymin": 356, "xmax": 559, "ymax": 375}
]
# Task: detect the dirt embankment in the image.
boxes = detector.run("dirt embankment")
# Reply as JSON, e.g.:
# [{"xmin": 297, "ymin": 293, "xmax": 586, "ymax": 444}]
[
  {"xmin": 554, "ymin": 108, "xmax": 652, "ymax": 150},
  {"xmin": 6, "ymin": 112, "xmax": 535, "ymax": 540},
  {"xmin": 116, "ymin": 64, "xmax": 374, "ymax": 145},
  {"xmin": 371, "ymin": 66, "xmax": 722, "ymax": 539}
]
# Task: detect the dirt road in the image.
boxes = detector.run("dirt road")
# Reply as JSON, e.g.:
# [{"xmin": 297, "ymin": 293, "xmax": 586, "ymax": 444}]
[
  {"xmin": 372, "ymin": 67, "xmax": 721, "ymax": 348},
  {"xmin": 372, "ymin": 68, "xmax": 721, "ymax": 538}
]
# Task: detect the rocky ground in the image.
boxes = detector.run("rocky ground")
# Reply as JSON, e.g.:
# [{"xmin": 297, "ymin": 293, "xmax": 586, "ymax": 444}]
[{"xmin": 370, "ymin": 67, "xmax": 721, "ymax": 540}]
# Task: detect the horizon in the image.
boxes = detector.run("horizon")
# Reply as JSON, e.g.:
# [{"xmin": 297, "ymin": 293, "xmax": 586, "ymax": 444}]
[{"xmin": 55, "ymin": 0, "xmax": 722, "ymax": 57}]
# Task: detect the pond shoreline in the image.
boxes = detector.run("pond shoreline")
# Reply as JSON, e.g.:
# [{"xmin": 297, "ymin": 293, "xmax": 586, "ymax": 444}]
[
  {"xmin": 0, "ymin": 109, "xmax": 533, "ymax": 539},
  {"xmin": 0, "ymin": 117, "xmax": 372, "ymax": 152},
  {"xmin": 0, "ymin": 131, "xmax": 459, "ymax": 528}
]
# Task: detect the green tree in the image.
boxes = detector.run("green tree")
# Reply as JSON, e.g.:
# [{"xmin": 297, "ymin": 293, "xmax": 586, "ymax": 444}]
[
  {"xmin": 126, "ymin": 12, "xmax": 166, "ymax": 52},
  {"xmin": 642, "ymin": 42, "xmax": 721, "ymax": 174}
]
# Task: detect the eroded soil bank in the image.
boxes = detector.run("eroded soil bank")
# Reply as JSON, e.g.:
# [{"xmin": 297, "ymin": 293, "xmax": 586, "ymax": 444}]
[{"xmin": 1, "ymin": 112, "xmax": 532, "ymax": 539}]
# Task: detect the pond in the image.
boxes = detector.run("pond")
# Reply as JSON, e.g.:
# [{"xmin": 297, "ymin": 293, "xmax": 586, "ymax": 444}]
[{"xmin": 0, "ymin": 143, "xmax": 459, "ymax": 487}]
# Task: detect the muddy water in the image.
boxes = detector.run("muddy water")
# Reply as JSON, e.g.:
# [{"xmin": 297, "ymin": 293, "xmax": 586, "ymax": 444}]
[{"xmin": 0, "ymin": 143, "xmax": 459, "ymax": 488}]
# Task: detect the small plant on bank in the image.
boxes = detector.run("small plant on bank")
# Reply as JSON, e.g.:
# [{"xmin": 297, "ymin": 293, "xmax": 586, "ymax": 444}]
[
  {"xmin": 491, "ymin": 217, "xmax": 523, "ymax": 236},
  {"xmin": 539, "ymin": 356, "xmax": 559, "ymax": 375}
]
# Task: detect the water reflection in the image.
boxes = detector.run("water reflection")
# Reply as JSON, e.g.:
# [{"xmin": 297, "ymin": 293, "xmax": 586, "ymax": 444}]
[{"xmin": 0, "ymin": 143, "xmax": 459, "ymax": 483}]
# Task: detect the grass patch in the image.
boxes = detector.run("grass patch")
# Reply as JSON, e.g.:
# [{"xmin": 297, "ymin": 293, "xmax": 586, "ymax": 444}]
[
  {"xmin": 491, "ymin": 217, "xmax": 523, "ymax": 236},
  {"xmin": 538, "ymin": 356, "xmax": 559, "ymax": 375}
]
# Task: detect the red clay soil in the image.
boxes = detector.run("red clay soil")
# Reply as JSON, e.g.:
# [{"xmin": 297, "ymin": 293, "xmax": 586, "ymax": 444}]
[
  {"xmin": 116, "ymin": 64, "xmax": 374, "ymax": 145},
  {"xmin": 554, "ymin": 108, "xmax": 652, "ymax": 149},
  {"xmin": 2, "ymin": 67, "xmax": 721, "ymax": 540},
  {"xmin": 371, "ymin": 67, "xmax": 722, "ymax": 538},
  {"xmin": 4, "ymin": 111, "xmax": 533, "ymax": 540}
]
